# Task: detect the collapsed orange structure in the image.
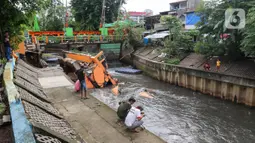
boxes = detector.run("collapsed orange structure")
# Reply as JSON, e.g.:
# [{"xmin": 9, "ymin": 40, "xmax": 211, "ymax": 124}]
[{"xmin": 65, "ymin": 51, "xmax": 117, "ymax": 89}]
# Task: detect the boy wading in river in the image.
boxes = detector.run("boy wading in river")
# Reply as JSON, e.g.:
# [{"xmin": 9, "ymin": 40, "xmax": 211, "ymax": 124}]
[{"xmin": 75, "ymin": 64, "xmax": 89, "ymax": 99}]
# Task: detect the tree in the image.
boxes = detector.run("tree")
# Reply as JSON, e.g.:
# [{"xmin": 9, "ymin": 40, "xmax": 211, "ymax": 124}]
[
  {"xmin": 195, "ymin": 0, "xmax": 254, "ymax": 60},
  {"xmin": 71, "ymin": 0, "xmax": 126, "ymax": 30},
  {"xmin": 161, "ymin": 15, "xmax": 197, "ymax": 58},
  {"xmin": 241, "ymin": 4, "xmax": 255, "ymax": 57},
  {"xmin": 0, "ymin": 0, "xmax": 50, "ymax": 54},
  {"xmin": 38, "ymin": 4, "xmax": 66, "ymax": 31}
]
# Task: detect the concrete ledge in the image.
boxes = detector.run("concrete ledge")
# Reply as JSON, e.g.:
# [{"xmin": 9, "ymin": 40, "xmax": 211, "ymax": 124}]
[{"xmin": 4, "ymin": 58, "xmax": 36, "ymax": 143}]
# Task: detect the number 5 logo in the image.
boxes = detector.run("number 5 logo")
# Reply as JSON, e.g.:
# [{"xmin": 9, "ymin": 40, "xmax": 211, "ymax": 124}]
[{"xmin": 225, "ymin": 8, "xmax": 245, "ymax": 29}]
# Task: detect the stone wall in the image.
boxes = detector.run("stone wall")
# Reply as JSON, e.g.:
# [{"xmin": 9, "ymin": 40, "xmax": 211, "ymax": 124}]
[{"xmin": 133, "ymin": 55, "xmax": 255, "ymax": 106}]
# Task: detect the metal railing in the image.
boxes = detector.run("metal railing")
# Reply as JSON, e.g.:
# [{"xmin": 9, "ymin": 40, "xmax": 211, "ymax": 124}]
[{"xmin": 32, "ymin": 35, "xmax": 126, "ymax": 44}]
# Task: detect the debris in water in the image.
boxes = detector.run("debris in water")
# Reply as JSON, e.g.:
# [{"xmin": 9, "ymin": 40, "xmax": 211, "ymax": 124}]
[
  {"xmin": 115, "ymin": 67, "xmax": 142, "ymax": 74},
  {"xmin": 112, "ymin": 85, "xmax": 120, "ymax": 96},
  {"xmin": 139, "ymin": 91, "xmax": 153, "ymax": 99}
]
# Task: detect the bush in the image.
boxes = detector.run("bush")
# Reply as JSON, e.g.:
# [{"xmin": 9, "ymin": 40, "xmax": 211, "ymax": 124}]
[{"xmin": 194, "ymin": 37, "xmax": 226, "ymax": 58}]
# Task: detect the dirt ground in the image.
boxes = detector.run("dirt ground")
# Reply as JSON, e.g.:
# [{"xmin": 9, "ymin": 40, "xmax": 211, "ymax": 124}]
[{"xmin": 0, "ymin": 124, "xmax": 13, "ymax": 143}]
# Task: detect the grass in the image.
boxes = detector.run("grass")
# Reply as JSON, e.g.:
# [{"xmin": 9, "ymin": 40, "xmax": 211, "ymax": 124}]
[
  {"xmin": 0, "ymin": 103, "xmax": 6, "ymax": 115},
  {"xmin": 165, "ymin": 58, "xmax": 180, "ymax": 65}
]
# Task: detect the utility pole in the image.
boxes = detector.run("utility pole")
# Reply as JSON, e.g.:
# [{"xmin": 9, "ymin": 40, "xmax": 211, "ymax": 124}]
[
  {"xmin": 118, "ymin": 0, "xmax": 123, "ymax": 20},
  {"xmin": 65, "ymin": 0, "xmax": 68, "ymax": 28},
  {"xmin": 100, "ymin": 0, "xmax": 106, "ymax": 28}
]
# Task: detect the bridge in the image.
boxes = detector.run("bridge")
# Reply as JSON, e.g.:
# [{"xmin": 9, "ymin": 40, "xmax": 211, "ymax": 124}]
[{"xmin": 28, "ymin": 30, "xmax": 125, "ymax": 45}]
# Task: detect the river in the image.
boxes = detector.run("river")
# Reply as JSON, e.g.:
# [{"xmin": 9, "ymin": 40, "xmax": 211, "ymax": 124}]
[{"xmin": 90, "ymin": 68, "xmax": 255, "ymax": 143}]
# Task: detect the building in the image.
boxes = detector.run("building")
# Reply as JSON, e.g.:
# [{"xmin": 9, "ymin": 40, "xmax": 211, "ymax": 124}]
[
  {"xmin": 128, "ymin": 10, "xmax": 153, "ymax": 24},
  {"xmin": 169, "ymin": 0, "xmax": 201, "ymax": 29},
  {"xmin": 169, "ymin": 0, "xmax": 201, "ymax": 12},
  {"xmin": 155, "ymin": 0, "xmax": 201, "ymax": 30}
]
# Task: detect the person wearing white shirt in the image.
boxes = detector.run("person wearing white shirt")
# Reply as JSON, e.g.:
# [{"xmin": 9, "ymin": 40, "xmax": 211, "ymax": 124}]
[{"xmin": 124, "ymin": 106, "xmax": 145, "ymax": 132}]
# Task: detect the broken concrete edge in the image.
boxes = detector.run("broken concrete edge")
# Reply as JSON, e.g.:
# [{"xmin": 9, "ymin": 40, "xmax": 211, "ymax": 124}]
[
  {"xmin": 30, "ymin": 121, "xmax": 82, "ymax": 143},
  {"xmin": 3, "ymin": 58, "xmax": 36, "ymax": 143},
  {"xmin": 21, "ymin": 98, "xmax": 63, "ymax": 119},
  {"xmin": 13, "ymin": 80, "xmax": 51, "ymax": 103}
]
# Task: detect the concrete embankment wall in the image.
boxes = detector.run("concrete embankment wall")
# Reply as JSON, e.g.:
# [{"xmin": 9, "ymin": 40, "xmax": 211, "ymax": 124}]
[
  {"xmin": 4, "ymin": 59, "xmax": 36, "ymax": 143},
  {"xmin": 133, "ymin": 54, "xmax": 255, "ymax": 107}
]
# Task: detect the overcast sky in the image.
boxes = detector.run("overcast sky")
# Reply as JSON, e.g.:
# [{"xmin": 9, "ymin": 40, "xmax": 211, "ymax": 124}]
[
  {"xmin": 64, "ymin": 0, "xmax": 172, "ymax": 15},
  {"xmin": 124, "ymin": 0, "xmax": 170, "ymax": 14}
]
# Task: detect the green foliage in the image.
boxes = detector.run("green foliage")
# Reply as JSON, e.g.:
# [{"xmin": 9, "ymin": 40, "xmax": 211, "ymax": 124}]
[
  {"xmin": 71, "ymin": 0, "xmax": 126, "ymax": 30},
  {"xmin": 128, "ymin": 28, "xmax": 144, "ymax": 47},
  {"xmin": 0, "ymin": 58, "xmax": 7, "ymax": 65},
  {"xmin": 194, "ymin": 39, "xmax": 225, "ymax": 57},
  {"xmin": 195, "ymin": 0, "xmax": 254, "ymax": 60},
  {"xmin": 38, "ymin": 4, "xmax": 66, "ymax": 31},
  {"xmin": 113, "ymin": 19, "xmax": 144, "ymax": 48},
  {"xmin": 160, "ymin": 15, "xmax": 182, "ymax": 35},
  {"xmin": 162, "ymin": 15, "xmax": 195, "ymax": 57},
  {"xmin": 0, "ymin": 0, "xmax": 50, "ymax": 53},
  {"xmin": 165, "ymin": 58, "xmax": 180, "ymax": 65},
  {"xmin": 241, "ymin": 6, "xmax": 255, "ymax": 56},
  {"xmin": 0, "ymin": 103, "xmax": 6, "ymax": 115}
]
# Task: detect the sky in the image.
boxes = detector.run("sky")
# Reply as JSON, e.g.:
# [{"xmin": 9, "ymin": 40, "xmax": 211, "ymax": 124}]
[
  {"xmin": 64, "ymin": 0, "xmax": 172, "ymax": 15},
  {"xmin": 124, "ymin": 0, "xmax": 171, "ymax": 14}
]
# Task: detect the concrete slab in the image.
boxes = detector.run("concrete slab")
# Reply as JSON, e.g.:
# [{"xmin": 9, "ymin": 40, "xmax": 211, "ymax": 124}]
[
  {"xmin": 46, "ymin": 87, "xmax": 166, "ymax": 143},
  {"xmin": 38, "ymin": 76, "xmax": 73, "ymax": 89}
]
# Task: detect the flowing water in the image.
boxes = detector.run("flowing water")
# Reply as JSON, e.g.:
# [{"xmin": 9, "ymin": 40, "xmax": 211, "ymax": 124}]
[{"xmin": 90, "ymin": 68, "xmax": 255, "ymax": 143}]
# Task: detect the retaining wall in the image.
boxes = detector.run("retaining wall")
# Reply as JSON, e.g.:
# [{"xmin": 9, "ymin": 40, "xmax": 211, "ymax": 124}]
[
  {"xmin": 133, "ymin": 55, "xmax": 255, "ymax": 106},
  {"xmin": 3, "ymin": 59, "xmax": 36, "ymax": 143}
]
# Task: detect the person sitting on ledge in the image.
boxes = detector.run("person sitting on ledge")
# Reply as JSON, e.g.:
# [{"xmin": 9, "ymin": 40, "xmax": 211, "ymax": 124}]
[
  {"xmin": 124, "ymin": 106, "xmax": 145, "ymax": 133},
  {"xmin": 117, "ymin": 97, "xmax": 136, "ymax": 122}
]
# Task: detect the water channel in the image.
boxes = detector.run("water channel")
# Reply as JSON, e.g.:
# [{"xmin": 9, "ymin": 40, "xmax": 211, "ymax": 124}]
[{"xmin": 90, "ymin": 68, "xmax": 255, "ymax": 143}]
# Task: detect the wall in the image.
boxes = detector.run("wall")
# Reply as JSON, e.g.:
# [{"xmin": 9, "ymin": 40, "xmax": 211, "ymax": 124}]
[
  {"xmin": 4, "ymin": 58, "xmax": 36, "ymax": 143},
  {"xmin": 133, "ymin": 54, "xmax": 255, "ymax": 106},
  {"xmin": 187, "ymin": 0, "xmax": 201, "ymax": 11}
]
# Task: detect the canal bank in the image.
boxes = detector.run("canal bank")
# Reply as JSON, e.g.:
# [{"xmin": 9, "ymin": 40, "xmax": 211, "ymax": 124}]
[
  {"xmin": 5, "ymin": 59, "xmax": 165, "ymax": 143},
  {"xmin": 131, "ymin": 47, "xmax": 255, "ymax": 106}
]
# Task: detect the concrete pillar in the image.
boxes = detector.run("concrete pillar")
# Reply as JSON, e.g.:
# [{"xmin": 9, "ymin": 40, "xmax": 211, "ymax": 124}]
[
  {"xmin": 209, "ymin": 80, "xmax": 216, "ymax": 96},
  {"xmin": 170, "ymin": 72, "xmax": 174, "ymax": 84},
  {"xmin": 176, "ymin": 72, "xmax": 180, "ymax": 86},
  {"xmin": 201, "ymin": 78, "xmax": 207, "ymax": 94},
  {"xmin": 232, "ymin": 85, "xmax": 240, "ymax": 102},
  {"xmin": 220, "ymin": 82, "xmax": 228, "ymax": 99},
  {"xmin": 214, "ymin": 81, "xmax": 221, "ymax": 98},
  {"xmin": 245, "ymin": 88, "xmax": 255, "ymax": 106},
  {"xmin": 191, "ymin": 75, "xmax": 196, "ymax": 91},
  {"xmin": 185, "ymin": 74, "xmax": 189, "ymax": 88},
  {"xmin": 226, "ymin": 84, "xmax": 233, "ymax": 100}
]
